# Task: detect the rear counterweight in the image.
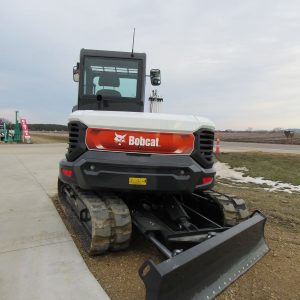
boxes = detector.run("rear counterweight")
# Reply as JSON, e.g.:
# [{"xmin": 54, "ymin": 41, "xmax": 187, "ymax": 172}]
[{"xmin": 59, "ymin": 150, "xmax": 215, "ymax": 193}]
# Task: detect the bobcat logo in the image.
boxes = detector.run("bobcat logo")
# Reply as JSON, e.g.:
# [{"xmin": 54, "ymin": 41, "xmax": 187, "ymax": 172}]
[{"xmin": 114, "ymin": 133, "xmax": 127, "ymax": 145}]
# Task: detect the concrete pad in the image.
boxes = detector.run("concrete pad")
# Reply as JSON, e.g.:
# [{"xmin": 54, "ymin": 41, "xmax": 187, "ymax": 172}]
[
  {"xmin": 0, "ymin": 189, "xmax": 54, "ymax": 213},
  {"xmin": 0, "ymin": 189, "xmax": 69, "ymax": 253},
  {"xmin": 0, "ymin": 241, "xmax": 109, "ymax": 300},
  {"xmin": 0, "ymin": 154, "xmax": 41, "ymax": 194},
  {"xmin": 0, "ymin": 144, "xmax": 110, "ymax": 300},
  {"xmin": 0, "ymin": 204, "xmax": 71, "ymax": 253},
  {"xmin": 1, "ymin": 144, "xmax": 67, "ymax": 195},
  {"xmin": 16, "ymin": 154, "xmax": 62, "ymax": 195},
  {"xmin": 0, "ymin": 172, "xmax": 41, "ymax": 194}
]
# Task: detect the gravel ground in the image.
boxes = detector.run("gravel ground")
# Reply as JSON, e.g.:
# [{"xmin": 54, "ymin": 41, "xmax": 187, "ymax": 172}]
[{"xmin": 218, "ymin": 224, "xmax": 300, "ymax": 300}]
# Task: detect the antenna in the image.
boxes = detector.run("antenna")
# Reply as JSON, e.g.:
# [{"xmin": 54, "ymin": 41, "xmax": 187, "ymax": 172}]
[{"xmin": 131, "ymin": 28, "xmax": 135, "ymax": 57}]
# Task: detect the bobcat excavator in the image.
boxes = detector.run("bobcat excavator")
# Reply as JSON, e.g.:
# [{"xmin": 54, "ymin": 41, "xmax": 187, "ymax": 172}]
[{"xmin": 58, "ymin": 48, "xmax": 269, "ymax": 300}]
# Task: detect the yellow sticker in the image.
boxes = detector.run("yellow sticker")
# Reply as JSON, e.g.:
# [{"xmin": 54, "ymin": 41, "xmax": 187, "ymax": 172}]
[{"xmin": 129, "ymin": 177, "xmax": 147, "ymax": 186}]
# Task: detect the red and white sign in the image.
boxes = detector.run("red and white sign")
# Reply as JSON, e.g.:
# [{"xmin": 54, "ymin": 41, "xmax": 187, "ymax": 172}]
[
  {"xmin": 86, "ymin": 128, "xmax": 195, "ymax": 154},
  {"xmin": 20, "ymin": 118, "xmax": 31, "ymax": 139}
]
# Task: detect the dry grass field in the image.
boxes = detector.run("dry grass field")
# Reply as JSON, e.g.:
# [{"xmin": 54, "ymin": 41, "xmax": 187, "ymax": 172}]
[
  {"xmin": 30, "ymin": 132, "xmax": 68, "ymax": 144},
  {"xmin": 218, "ymin": 131, "xmax": 300, "ymax": 145}
]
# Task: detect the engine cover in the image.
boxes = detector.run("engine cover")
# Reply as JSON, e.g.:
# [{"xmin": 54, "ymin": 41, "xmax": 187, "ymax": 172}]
[{"xmin": 69, "ymin": 110, "xmax": 215, "ymax": 133}]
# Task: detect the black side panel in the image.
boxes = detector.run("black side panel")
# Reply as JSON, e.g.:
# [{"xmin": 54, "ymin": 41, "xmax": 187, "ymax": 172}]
[
  {"xmin": 66, "ymin": 121, "xmax": 87, "ymax": 162},
  {"xmin": 191, "ymin": 128, "xmax": 215, "ymax": 169}
]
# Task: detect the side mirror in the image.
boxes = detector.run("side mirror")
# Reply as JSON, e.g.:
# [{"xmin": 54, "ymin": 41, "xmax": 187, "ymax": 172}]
[
  {"xmin": 150, "ymin": 69, "xmax": 161, "ymax": 86},
  {"xmin": 73, "ymin": 63, "xmax": 80, "ymax": 82}
]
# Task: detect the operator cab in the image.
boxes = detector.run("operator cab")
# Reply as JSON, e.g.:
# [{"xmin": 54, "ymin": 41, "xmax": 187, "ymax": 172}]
[{"xmin": 73, "ymin": 49, "xmax": 161, "ymax": 112}]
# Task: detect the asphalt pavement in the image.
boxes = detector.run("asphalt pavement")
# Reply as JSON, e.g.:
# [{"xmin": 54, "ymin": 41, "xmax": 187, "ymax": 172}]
[{"xmin": 0, "ymin": 143, "xmax": 109, "ymax": 300}]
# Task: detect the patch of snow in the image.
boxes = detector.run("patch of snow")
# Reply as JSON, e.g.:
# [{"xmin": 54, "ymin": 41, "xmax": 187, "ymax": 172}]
[
  {"xmin": 233, "ymin": 166, "xmax": 249, "ymax": 172},
  {"xmin": 215, "ymin": 161, "xmax": 300, "ymax": 194}
]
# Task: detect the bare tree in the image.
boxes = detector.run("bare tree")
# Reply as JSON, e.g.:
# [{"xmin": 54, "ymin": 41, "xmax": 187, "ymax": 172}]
[
  {"xmin": 284, "ymin": 130, "xmax": 295, "ymax": 144},
  {"xmin": 290, "ymin": 131, "xmax": 295, "ymax": 144}
]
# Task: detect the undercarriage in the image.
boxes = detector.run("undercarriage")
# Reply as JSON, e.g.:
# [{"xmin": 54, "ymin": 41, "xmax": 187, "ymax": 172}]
[{"xmin": 58, "ymin": 179, "xmax": 268, "ymax": 300}]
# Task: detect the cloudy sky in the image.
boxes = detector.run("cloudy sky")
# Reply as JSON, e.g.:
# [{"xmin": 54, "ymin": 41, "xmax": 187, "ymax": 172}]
[{"xmin": 1, "ymin": 0, "xmax": 300, "ymax": 130}]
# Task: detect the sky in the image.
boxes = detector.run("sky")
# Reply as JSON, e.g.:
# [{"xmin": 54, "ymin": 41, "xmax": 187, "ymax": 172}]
[{"xmin": 1, "ymin": 0, "xmax": 300, "ymax": 130}]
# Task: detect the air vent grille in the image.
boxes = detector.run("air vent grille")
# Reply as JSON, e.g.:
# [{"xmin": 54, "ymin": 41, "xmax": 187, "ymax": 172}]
[
  {"xmin": 199, "ymin": 129, "xmax": 214, "ymax": 162},
  {"xmin": 68, "ymin": 123, "xmax": 79, "ymax": 153},
  {"xmin": 66, "ymin": 121, "xmax": 87, "ymax": 161},
  {"xmin": 191, "ymin": 128, "xmax": 215, "ymax": 168}
]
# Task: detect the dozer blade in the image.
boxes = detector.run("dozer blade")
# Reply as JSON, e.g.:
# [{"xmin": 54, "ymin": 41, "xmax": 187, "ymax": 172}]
[{"xmin": 139, "ymin": 211, "xmax": 269, "ymax": 300}]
